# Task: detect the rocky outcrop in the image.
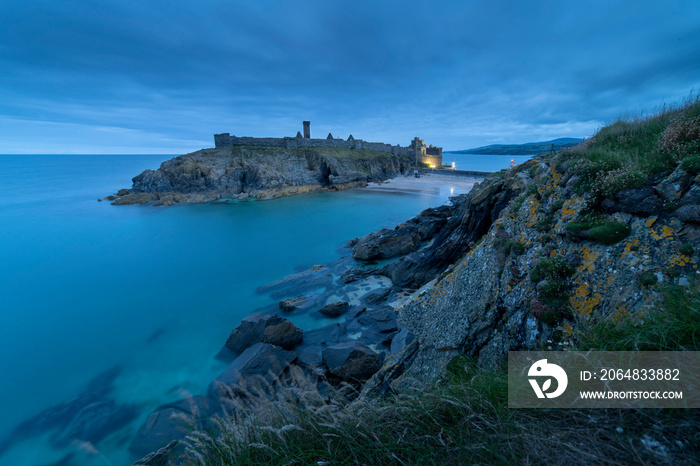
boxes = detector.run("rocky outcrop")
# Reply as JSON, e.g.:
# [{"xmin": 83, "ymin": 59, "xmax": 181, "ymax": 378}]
[
  {"xmin": 108, "ymin": 146, "xmax": 413, "ymax": 205},
  {"xmin": 378, "ymin": 167, "xmax": 527, "ymax": 288},
  {"xmin": 352, "ymin": 205, "xmax": 450, "ymax": 261},
  {"xmin": 361, "ymin": 155, "xmax": 700, "ymax": 393}
]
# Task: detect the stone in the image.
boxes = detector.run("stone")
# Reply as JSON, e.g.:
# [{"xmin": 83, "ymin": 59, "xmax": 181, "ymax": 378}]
[
  {"xmin": 357, "ymin": 307, "xmax": 398, "ymax": 333},
  {"xmin": 318, "ymin": 301, "xmax": 350, "ymax": 317},
  {"xmin": 352, "ymin": 228, "xmax": 422, "ymax": 261},
  {"xmin": 345, "ymin": 237, "xmax": 360, "ymax": 248},
  {"xmin": 133, "ymin": 440, "xmax": 182, "ymax": 466},
  {"xmin": 98, "ymin": 195, "xmax": 117, "ymax": 201},
  {"xmin": 322, "ymin": 342, "xmax": 382, "ymax": 382},
  {"xmin": 361, "ymin": 288, "xmax": 391, "ymax": 305},
  {"xmin": 59, "ymin": 400, "xmax": 137, "ymax": 444},
  {"xmin": 130, "ymin": 395, "xmax": 212, "ymax": 458},
  {"xmin": 340, "ymin": 268, "xmax": 371, "ymax": 283},
  {"xmin": 603, "ymin": 187, "xmax": 663, "ymax": 216},
  {"xmin": 116, "ymin": 188, "xmax": 131, "ymax": 196},
  {"xmin": 675, "ymin": 205, "xmax": 700, "ymax": 223},
  {"xmin": 225, "ymin": 313, "xmax": 302, "ymax": 353},
  {"xmin": 110, "ymin": 193, "xmax": 155, "ymax": 205},
  {"xmin": 390, "ymin": 328, "xmax": 416, "ymax": 355},
  {"xmin": 279, "ymin": 296, "xmax": 308, "ymax": 312},
  {"xmin": 655, "ymin": 166, "xmax": 687, "ymax": 202},
  {"xmin": 211, "ymin": 343, "xmax": 296, "ymax": 397},
  {"xmin": 681, "ymin": 185, "xmax": 700, "ymax": 205}
]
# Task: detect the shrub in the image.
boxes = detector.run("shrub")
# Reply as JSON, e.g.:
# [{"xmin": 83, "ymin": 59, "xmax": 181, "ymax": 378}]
[
  {"xmin": 530, "ymin": 257, "xmax": 575, "ymax": 283},
  {"xmin": 510, "ymin": 241, "xmax": 525, "ymax": 255},
  {"xmin": 680, "ymin": 155, "xmax": 700, "ymax": 174},
  {"xmin": 639, "ymin": 271, "xmax": 658, "ymax": 287},
  {"xmin": 588, "ymin": 222, "xmax": 631, "ymax": 245},
  {"xmin": 659, "ymin": 114, "xmax": 700, "ymax": 161},
  {"xmin": 535, "ymin": 216, "xmax": 554, "ymax": 232},
  {"xmin": 679, "ymin": 243, "xmax": 695, "ymax": 256}
]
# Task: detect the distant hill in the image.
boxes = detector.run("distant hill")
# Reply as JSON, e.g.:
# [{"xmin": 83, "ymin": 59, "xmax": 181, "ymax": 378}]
[{"xmin": 448, "ymin": 138, "xmax": 583, "ymax": 155}]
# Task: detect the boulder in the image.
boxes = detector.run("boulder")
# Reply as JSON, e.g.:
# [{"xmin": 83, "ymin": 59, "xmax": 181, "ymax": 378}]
[
  {"xmin": 210, "ymin": 343, "xmax": 297, "ymax": 398},
  {"xmin": 322, "ymin": 342, "xmax": 382, "ymax": 382},
  {"xmin": 603, "ymin": 187, "xmax": 663, "ymax": 216},
  {"xmin": 278, "ymin": 296, "xmax": 308, "ymax": 312},
  {"xmin": 357, "ymin": 307, "xmax": 398, "ymax": 333},
  {"xmin": 59, "ymin": 400, "xmax": 137, "ymax": 445},
  {"xmin": 655, "ymin": 167, "xmax": 688, "ymax": 202},
  {"xmin": 130, "ymin": 396, "xmax": 212, "ymax": 458},
  {"xmin": 361, "ymin": 288, "xmax": 391, "ymax": 305},
  {"xmin": 318, "ymin": 301, "xmax": 350, "ymax": 317},
  {"xmin": 675, "ymin": 205, "xmax": 700, "ymax": 224},
  {"xmin": 225, "ymin": 313, "xmax": 302, "ymax": 353},
  {"xmin": 352, "ymin": 228, "xmax": 421, "ymax": 260},
  {"xmin": 340, "ymin": 268, "xmax": 372, "ymax": 283}
]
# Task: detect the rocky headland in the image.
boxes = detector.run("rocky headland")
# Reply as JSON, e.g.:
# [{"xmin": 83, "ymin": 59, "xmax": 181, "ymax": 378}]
[
  {"xmin": 129, "ymin": 100, "xmax": 700, "ymax": 464},
  {"xmin": 103, "ymin": 146, "xmax": 414, "ymax": 206}
]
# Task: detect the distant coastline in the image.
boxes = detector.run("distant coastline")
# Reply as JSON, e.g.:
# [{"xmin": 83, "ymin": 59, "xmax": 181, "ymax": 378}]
[{"xmin": 448, "ymin": 137, "xmax": 582, "ymax": 155}]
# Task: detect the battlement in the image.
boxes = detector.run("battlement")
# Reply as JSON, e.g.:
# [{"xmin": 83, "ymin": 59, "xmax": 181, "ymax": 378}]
[{"xmin": 214, "ymin": 122, "xmax": 442, "ymax": 167}]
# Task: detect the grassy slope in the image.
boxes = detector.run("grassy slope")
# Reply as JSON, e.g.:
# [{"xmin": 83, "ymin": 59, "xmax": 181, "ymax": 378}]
[{"xmin": 181, "ymin": 97, "xmax": 700, "ymax": 465}]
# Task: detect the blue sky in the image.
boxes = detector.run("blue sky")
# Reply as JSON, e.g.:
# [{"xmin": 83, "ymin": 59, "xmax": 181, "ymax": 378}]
[{"xmin": 1, "ymin": 0, "xmax": 699, "ymax": 153}]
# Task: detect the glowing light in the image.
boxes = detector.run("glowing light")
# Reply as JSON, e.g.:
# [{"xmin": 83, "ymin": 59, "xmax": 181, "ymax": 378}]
[{"xmin": 451, "ymin": 161, "xmax": 456, "ymax": 169}]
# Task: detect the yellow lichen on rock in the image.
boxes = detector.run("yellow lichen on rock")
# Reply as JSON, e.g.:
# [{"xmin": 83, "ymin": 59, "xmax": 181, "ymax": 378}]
[{"xmin": 580, "ymin": 245, "xmax": 598, "ymax": 273}]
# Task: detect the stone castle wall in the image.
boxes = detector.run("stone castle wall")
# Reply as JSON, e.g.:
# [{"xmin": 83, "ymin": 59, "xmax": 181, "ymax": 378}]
[{"xmin": 214, "ymin": 123, "xmax": 442, "ymax": 166}]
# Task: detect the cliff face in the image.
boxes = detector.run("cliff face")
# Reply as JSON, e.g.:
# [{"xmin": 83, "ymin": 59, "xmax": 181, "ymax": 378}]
[
  {"xmin": 109, "ymin": 146, "xmax": 413, "ymax": 205},
  {"xmin": 363, "ymin": 143, "xmax": 700, "ymax": 391}
]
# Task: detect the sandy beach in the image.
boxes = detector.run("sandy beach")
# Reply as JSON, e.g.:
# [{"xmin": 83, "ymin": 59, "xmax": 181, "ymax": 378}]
[{"xmin": 362, "ymin": 172, "xmax": 483, "ymax": 199}]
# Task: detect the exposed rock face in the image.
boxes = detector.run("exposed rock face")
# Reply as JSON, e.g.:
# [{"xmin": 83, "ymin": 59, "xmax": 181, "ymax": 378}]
[
  {"xmin": 225, "ymin": 313, "xmax": 303, "ymax": 352},
  {"xmin": 360, "ymin": 156, "xmax": 700, "ymax": 393},
  {"xmin": 108, "ymin": 146, "xmax": 413, "ymax": 205},
  {"xmin": 352, "ymin": 205, "xmax": 450, "ymax": 261},
  {"xmin": 378, "ymin": 167, "xmax": 526, "ymax": 288}
]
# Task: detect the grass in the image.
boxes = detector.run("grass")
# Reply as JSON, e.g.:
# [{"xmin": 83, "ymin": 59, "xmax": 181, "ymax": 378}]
[
  {"xmin": 576, "ymin": 280, "xmax": 700, "ymax": 352},
  {"xmin": 177, "ymin": 281, "xmax": 700, "ymax": 466},
  {"xmin": 562, "ymin": 95, "xmax": 700, "ymax": 204}
]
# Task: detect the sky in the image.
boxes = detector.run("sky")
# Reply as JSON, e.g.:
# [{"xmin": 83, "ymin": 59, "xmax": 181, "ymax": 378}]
[{"xmin": 1, "ymin": 0, "xmax": 699, "ymax": 154}]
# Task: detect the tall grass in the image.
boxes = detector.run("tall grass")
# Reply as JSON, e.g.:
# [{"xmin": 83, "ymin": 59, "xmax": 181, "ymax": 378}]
[
  {"xmin": 181, "ymin": 318, "xmax": 700, "ymax": 465},
  {"xmin": 564, "ymin": 94, "xmax": 700, "ymax": 178}
]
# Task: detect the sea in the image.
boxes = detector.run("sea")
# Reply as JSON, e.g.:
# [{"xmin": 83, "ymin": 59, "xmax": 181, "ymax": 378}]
[{"xmin": 0, "ymin": 153, "xmax": 530, "ymax": 465}]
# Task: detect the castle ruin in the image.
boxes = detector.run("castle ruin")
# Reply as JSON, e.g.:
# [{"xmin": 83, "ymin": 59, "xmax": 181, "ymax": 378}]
[{"xmin": 214, "ymin": 122, "xmax": 443, "ymax": 167}]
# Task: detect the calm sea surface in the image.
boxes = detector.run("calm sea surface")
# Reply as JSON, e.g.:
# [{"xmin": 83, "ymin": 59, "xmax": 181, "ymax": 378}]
[{"xmin": 0, "ymin": 153, "xmax": 529, "ymax": 465}]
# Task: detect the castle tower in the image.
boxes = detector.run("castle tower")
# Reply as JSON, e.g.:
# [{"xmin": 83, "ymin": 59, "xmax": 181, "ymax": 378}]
[{"xmin": 303, "ymin": 121, "xmax": 311, "ymax": 139}]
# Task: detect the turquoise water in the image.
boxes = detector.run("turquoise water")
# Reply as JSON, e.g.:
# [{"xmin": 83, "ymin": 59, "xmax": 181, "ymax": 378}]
[
  {"xmin": 0, "ymin": 154, "xmax": 488, "ymax": 465},
  {"xmin": 444, "ymin": 153, "xmax": 534, "ymax": 171}
]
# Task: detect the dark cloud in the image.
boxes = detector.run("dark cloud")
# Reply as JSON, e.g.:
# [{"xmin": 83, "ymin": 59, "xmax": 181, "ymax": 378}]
[{"xmin": 0, "ymin": 0, "xmax": 698, "ymax": 152}]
